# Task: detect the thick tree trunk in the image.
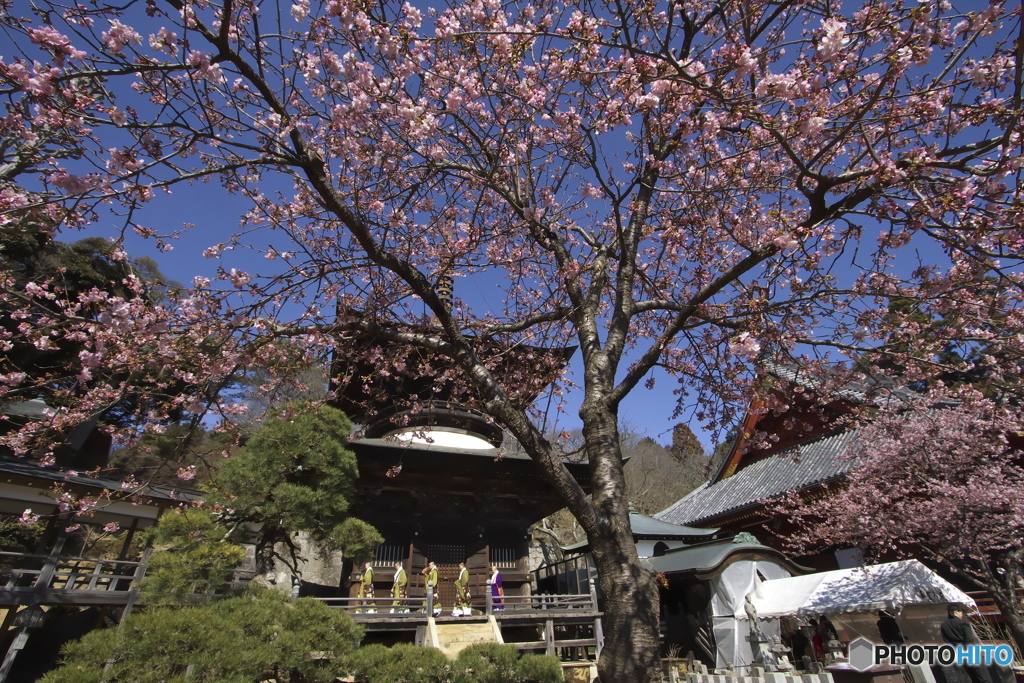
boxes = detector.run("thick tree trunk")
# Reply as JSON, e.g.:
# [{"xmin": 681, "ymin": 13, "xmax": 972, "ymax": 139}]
[
  {"xmin": 578, "ymin": 398, "xmax": 664, "ymax": 682},
  {"xmin": 590, "ymin": 522, "xmax": 664, "ymax": 682}
]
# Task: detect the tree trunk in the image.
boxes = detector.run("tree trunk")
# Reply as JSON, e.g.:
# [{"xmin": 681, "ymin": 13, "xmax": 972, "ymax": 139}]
[
  {"xmin": 578, "ymin": 400, "xmax": 664, "ymax": 682},
  {"xmin": 590, "ymin": 524, "xmax": 664, "ymax": 682}
]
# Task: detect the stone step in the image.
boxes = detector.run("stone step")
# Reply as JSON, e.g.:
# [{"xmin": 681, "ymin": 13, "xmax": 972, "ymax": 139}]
[
  {"xmin": 443, "ymin": 640, "xmax": 488, "ymax": 657},
  {"xmin": 435, "ymin": 623, "xmax": 496, "ymax": 642}
]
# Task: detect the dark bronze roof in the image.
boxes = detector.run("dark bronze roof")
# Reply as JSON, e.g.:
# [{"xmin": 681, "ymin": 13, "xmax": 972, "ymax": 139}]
[{"xmin": 329, "ymin": 326, "xmax": 575, "ymax": 430}]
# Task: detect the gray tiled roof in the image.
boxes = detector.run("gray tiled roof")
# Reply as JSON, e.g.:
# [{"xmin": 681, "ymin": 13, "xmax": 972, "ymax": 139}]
[
  {"xmin": 1, "ymin": 399, "xmax": 50, "ymax": 419},
  {"xmin": 0, "ymin": 456, "xmax": 204, "ymax": 504},
  {"xmin": 641, "ymin": 538, "xmax": 776, "ymax": 574},
  {"xmin": 628, "ymin": 512, "xmax": 719, "ymax": 538},
  {"xmin": 654, "ymin": 427, "xmax": 862, "ymax": 527},
  {"xmin": 762, "ymin": 359, "xmax": 919, "ymax": 405},
  {"xmin": 561, "ymin": 512, "xmax": 719, "ymax": 552}
]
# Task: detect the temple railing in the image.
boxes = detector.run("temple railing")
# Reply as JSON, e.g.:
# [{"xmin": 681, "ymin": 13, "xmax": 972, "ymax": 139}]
[
  {"xmin": 0, "ymin": 549, "xmax": 150, "ymax": 607},
  {"xmin": 966, "ymin": 588, "xmax": 1024, "ymax": 623},
  {"xmin": 485, "ymin": 592, "xmax": 596, "ymax": 615},
  {"xmin": 315, "ymin": 586, "xmax": 600, "ymax": 620},
  {"xmin": 313, "ymin": 594, "xmax": 431, "ymax": 616}
]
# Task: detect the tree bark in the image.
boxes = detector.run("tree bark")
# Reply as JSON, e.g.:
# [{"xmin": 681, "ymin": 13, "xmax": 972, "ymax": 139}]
[
  {"xmin": 590, "ymin": 522, "xmax": 664, "ymax": 682},
  {"xmin": 579, "ymin": 400, "xmax": 664, "ymax": 681}
]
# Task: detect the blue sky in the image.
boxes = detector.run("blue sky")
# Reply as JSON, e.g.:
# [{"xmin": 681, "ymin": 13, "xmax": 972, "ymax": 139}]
[
  {"xmin": 34, "ymin": 0, "xmax": 1015, "ymax": 454},
  {"xmin": 78, "ymin": 195, "xmax": 707, "ymax": 448}
]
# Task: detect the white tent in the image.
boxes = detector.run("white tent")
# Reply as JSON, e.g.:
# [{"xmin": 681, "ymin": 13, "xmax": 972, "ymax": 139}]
[
  {"xmin": 750, "ymin": 560, "xmax": 976, "ymax": 619},
  {"xmin": 710, "ymin": 555, "xmax": 793, "ymax": 669}
]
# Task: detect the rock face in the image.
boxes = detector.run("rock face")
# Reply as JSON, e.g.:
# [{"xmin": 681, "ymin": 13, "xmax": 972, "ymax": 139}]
[
  {"xmin": 529, "ymin": 534, "xmax": 562, "ymax": 574},
  {"xmin": 238, "ymin": 532, "xmax": 347, "ymax": 595}
]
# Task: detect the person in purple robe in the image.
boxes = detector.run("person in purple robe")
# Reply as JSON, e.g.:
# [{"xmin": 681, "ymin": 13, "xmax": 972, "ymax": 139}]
[{"xmin": 487, "ymin": 564, "xmax": 504, "ymax": 611}]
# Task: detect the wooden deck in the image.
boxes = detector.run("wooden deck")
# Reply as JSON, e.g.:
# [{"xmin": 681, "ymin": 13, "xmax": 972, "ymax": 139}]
[{"xmin": 1, "ymin": 548, "xmax": 605, "ymax": 660}]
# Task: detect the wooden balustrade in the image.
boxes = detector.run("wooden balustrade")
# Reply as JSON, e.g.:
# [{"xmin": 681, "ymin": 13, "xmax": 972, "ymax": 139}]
[
  {"xmin": 313, "ymin": 595, "xmax": 431, "ymax": 615},
  {"xmin": 1, "ymin": 552, "xmax": 141, "ymax": 592},
  {"xmin": 965, "ymin": 588, "xmax": 1024, "ymax": 622},
  {"xmin": 0, "ymin": 550, "xmax": 148, "ymax": 607},
  {"xmin": 314, "ymin": 590, "xmax": 598, "ymax": 620}
]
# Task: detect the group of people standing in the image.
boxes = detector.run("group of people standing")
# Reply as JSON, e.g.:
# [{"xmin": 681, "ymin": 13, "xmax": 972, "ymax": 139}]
[
  {"xmin": 788, "ymin": 615, "xmax": 839, "ymax": 665},
  {"xmin": 357, "ymin": 560, "xmax": 504, "ymax": 616},
  {"xmin": 785, "ymin": 603, "xmax": 997, "ymax": 683}
]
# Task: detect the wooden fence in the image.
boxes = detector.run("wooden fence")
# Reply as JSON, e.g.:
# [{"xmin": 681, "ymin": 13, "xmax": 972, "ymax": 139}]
[{"xmin": 0, "ymin": 549, "xmax": 149, "ymax": 607}]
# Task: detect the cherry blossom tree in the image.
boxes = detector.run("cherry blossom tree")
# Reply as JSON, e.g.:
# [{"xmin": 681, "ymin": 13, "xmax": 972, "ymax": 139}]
[
  {"xmin": 780, "ymin": 391, "xmax": 1024, "ymax": 652},
  {"xmin": 2, "ymin": 0, "xmax": 1024, "ymax": 679}
]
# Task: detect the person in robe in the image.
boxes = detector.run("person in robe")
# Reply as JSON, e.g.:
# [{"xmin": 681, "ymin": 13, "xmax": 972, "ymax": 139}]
[
  {"xmin": 422, "ymin": 561, "xmax": 441, "ymax": 616},
  {"xmin": 487, "ymin": 564, "xmax": 504, "ymax": 611},
  {"xmin": 454, "ymin": 561, "xmax": 471, "ymax": 616},
  {"xmin": 876, "ymin": 610, "xmax": 904, "ymax": 645},
  {"xmin": 808, "ymin": 618, "xmax": 825, "ymax": 661},
  {"xmin": 358, "ymin": 562, "xmax": 375, "ymax": 613},
  {"xmin": 790, "ymin": 622, "xmax": 810, "ymax": 668},
  {"xmin": 391, "ymin": 561, "xmax": 408, "ymax": 613}
]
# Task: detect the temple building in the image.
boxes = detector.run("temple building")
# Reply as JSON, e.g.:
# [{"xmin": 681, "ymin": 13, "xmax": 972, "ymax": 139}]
[{"xmin": 654, "ymin": 360, "xmax": 914, "ymax": 571}]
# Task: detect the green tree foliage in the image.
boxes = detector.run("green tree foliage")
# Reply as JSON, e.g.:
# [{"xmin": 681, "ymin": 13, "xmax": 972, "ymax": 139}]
[
  {"xmin": 343, "ymin": 643, "xmax": 453, "ymax": 682},
  {"xmin": 623, "ymin": 434, "xmax": 711, "ymax": 515},
  {"xmin": 858, "ymin": 297, "xmax": 1021, "ymax": 397},
  {"xmin": 140, "ymin": 510, "xmax": 247, "ymax": 603},
  {"xmin": 1, "ymin": 228, "xmax": 188, "ymax": 451},
  {"xmin": 669, "ymin": 423, "xmax": 703, "ymax": 463},
  {"xmin": 452, "ymin": 643, "xmax": 563, "ymax": 683},
  {"xmin": 40, "ymin": 587, "xmax": 363, "ymax": 683},
  {"xmin": 0, "ymin": 515, "xmax": 44, "ymax": 553},
  {"xmin": 0, "ymin": 229, "xmax": 181, "ymax": 382},
  {"xmin": 108, "ymin": 422, "xmax": 235, "ymax": 487},
  {"xmin": 341, "ymin": 642, "xmax": 562, "ymax": 683},
  {"xmin": 212, "ymin": 402, "xmax": 382, "ymax": 565}
]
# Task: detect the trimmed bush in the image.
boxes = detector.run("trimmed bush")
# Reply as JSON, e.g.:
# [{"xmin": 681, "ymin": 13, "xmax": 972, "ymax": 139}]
[
  {"xmin": 343, "ymin": 643, "xmax": 454, "ymax": 682},
  {"xmin": 41, "ymin": 587, "xmax": 362, "ymax": 683},
  {"xmin": 341, "ymin": 642, "xmax": 562, "ymax": 683},
  {"xmin": 454, "ymin": 643, "xmax": 563, "ymax": 683}
]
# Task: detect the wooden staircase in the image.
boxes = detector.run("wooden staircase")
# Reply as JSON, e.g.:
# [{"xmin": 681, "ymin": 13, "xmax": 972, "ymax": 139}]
[{"xmin": 430, "ymin": 617, "xmax": 503, "ymax": 658}]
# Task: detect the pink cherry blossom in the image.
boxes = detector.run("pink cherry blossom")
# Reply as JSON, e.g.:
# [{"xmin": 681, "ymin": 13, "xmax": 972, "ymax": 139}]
[
  {"xmin": 2, "ymin": 0, "xmax": 1024, "ymax": 676},
  {"xmin": 19, "ymin": 509, "xmax": 39, "ymax": 525}
]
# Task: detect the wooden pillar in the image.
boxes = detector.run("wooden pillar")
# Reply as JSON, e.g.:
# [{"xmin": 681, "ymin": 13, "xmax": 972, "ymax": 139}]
[
  {"xmin": 590, "ymin": 579, "xmax": 604, "ymax": 656},
  {"xmin": 30, "ymin": 514, "xmax": 61, "ymax": 557},
  {"xmin": 119, "ymin": 547, "xmax": 152, "ymax": 624},
  {"xmin": 35, "ymin": 514, "xmax": 75, "ymax": 591},
  {"xmin": 116, "ymin": 519, "xmax": 140, "ymax": 561}
]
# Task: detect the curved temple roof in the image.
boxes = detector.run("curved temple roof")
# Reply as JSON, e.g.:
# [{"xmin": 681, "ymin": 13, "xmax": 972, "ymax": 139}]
[{"xmin": 655, "ymin": 427, "xmax": 862, "ymax": 527}]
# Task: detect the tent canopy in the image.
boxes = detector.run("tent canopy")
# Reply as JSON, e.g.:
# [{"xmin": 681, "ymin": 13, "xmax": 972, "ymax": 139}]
[{"xmin": 749, "ymin": 560, "xmax": 976, "ymax": 619}]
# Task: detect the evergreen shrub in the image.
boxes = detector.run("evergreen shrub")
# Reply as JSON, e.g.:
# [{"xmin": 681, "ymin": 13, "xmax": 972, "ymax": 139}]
[
  {"xmin": 340, "ymin": 641, "xmax": 562, "ymax": 683},
  {"xmin": 40, "ymin": 587, "xmax": 362, "ymax": 683}
]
